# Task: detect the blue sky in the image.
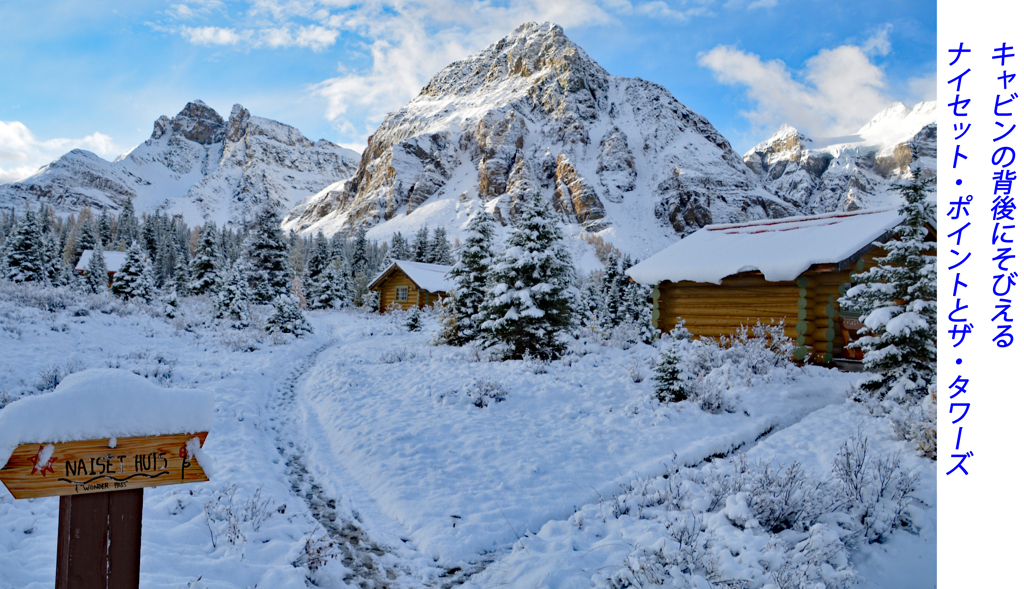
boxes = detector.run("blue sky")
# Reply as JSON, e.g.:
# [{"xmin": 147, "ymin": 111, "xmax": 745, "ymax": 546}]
[{"xmin": 0, "ymin": 0, "xmax": 936, "ymax": 183}]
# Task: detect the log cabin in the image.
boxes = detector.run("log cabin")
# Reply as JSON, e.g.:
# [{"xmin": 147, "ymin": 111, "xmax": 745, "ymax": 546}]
[
  {"xmin": 368, "ymin": 260, "xmax": 454, "ymax": 312},
  {"xmin": 626, "ymin": 208, "xmax": 936, "ymax": 364},
  {"xmin": 74, "ymin": 250, "xmax": 128, "ymax": 285}
]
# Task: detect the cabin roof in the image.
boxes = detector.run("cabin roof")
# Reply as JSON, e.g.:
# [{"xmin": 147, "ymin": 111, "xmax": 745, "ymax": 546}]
[
  {"xmin": 75, "ymin": 250, "xmax": 129, "ymax": 274},
  {"xmin": 627, "ymin": 208, "xmax": 907, "ymax": 285},
  {"xmin": 368, "ymin": 260, "xmax": 454, "ymax": 293}
]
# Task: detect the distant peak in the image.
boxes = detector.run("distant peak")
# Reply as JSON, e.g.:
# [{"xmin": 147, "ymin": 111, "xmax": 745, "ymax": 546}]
[{"xmin": 169, "ymin": 101, "xmax": 226, "ymax": 145}]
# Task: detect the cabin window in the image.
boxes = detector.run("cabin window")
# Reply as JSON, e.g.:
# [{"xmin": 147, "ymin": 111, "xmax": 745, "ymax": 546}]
[{"xmin": 396, "ymin": 287, "xmax": 408, "ymax": 302}]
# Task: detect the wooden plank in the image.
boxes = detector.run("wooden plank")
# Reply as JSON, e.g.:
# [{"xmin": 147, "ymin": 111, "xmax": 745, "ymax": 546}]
[
  {"xmin": 1, "ymin": 432, "xmax": 208, "ymax": 500},
  {"xmin": 107, "ymin": 489, "xmax": 143, "ymax": 588},
  {"xmin": 57, "ymin": 492, "xmax": 109, "ymax": 589}
]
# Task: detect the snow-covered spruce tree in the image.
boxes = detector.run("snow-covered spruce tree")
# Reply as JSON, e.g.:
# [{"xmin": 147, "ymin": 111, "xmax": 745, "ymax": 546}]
[
  {"xmin": 243, "ymin": 206, "xmax": 293, "ymax": 304},
  {"xmin": 447, "ymin": 212, "xmax": 495, "ymax": 346},
  {"xmin": 389, "ymin": 232, "xmax": 411, "ymax": 262},
  {"xmin": 430, "ymin": 226, "xmax": 454, "ymax": 265},
  {"xmin": 322, "ymin": 258, "xmax": 353, "ymax": 309},
  {"xmin": 413, "ymin": 225, "xmax": 431, "ymax": 262},
  {"xmin": 349, "ymin": 226, "xmax": 369, "ymax": 276},
  {"xmin": 652, "ymin": 340, "xmax": 687, "ymax": 402},
  {"xmin": 266, "ymin": 294, "xmax": 313, "ymax": 336},
  {"xmin": 84, "ymin": 242, "xmax": 109, "ymax": 293},
  {"xmin": 303, "ymin": 231, "xmax": 334, "ymax": 309},
  {"xmin": 479, "ymin": 192, "xmax": 578, "ymax": 360},
  {"xmin": 216, "ymin": 262, "xmax": 251, "ymax": 328},
  {"xmin": 189, "ymin": 222, "xmax": 221, "ymax": 295},
  {"xmin": 405, "ymin": 307, "xmax": 423, "ymax": 332},
  {"xmin": 45, "ymin": 233, "xmax": 73, "ymax": 286},
  {"xmin": 110, "ymin": 241, "xmax": 156, "ymax": 303},
  {"xmin": 4, "ymin": 208, "xmax": 48, "ymax": 283},
  {"xmin": 839, "ymin": 169, "xmax": 936, "ymax": 404},
  {"xmin": 113, "ymin": 198, "xmax": 139, "ymax": 249},
  {"xmin": 600, "ymin": 254, "xmax": 624, "ymax": 328}
]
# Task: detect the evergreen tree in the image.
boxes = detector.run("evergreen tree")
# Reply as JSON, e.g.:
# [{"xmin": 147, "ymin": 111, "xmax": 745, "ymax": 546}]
[
  {"xmin": 189, "ymin": 222, "xmax": 221, "ymax": 295},
  {"xmin": 216, "ymin": 262, "xmax": 251, "ymax": 328},
  {"xmin": 405, "ymin": 307, "xmax": 423, "ymax": 332},
  {"xmin": 479, "ymin": 193, "xmax": 577, "ymax": 359},
  {"xmin": 303, "ymin": 231, "xmax": 334, "ymax": 309},
  {"xmin": 97, "ymin": 209, "xmax": 113, "ymax": 247},
  {"xmin": 349, "ymin": 226, "xmax": 369, "ymax": 276},
  {"xmin": 413, "ymin": 225, "xmax": 431, "ymax": 262},
  {"xmin": 44, "ymin": 234, "xmax": 73, "ymax": 287},
  {"xmin": 600, "ymin": 255, "xmax": 624, "ymax": 328},
  {"xmin": 4, "ymin": 209, "xmax": 48, "ymax": 283},
  {"xmin": 84, "ymin": 241, "xmax": 109, "ymax": 293},
  {"xmin": 652, "ymin": 341, "xmax": 687, "ymax": 402},
  {"xmin": 839, "ymin": 169, "xmax": 936, "ymax": 403},
  {"xmin": 76, "ymin": 216, "xmax": 98, "ymax": 260},
  {"xmin": 110, "ymin": 241, "xmax": 156, "ymax": 303},
  {"xmin": 429, "ymin": 227, "xmax": 454, "ymax": 265},
  {"xmin": 447, "ymin": 213, "xmax": 495, "ymax": 346},
  {"xmin": 266, "ymin": 295, "xmax": 313, "ymax": 336},
  {"xmin": 389, "ymin": 232, "xmax": 411, "ymax": 261},
  {"xmin": 243, "ymin": 206, "xmax": 293, "ymax": 303},
  {"xmin": 319, "ymin": 258, "xmax": 352, "ymax": 309},
  {"xmin": 114, "ymin": 199, "xmax": 139, "ymax": 249}
]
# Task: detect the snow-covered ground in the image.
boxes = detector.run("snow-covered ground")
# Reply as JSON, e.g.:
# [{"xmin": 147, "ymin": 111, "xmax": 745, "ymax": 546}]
[{"xmin": 0, "ymin": 285, "xmax": 935, "ymax": 588}]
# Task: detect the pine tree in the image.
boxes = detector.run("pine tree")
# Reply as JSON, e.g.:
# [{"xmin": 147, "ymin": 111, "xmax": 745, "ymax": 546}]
[
  {"xmin": 839, "ymin": 169, "xmax": 936, "ymax": 403},
  {"xmin": 114, "ymin": 199, "xmax": 139, "ymax": 249},
  {"xmin": 652, "ymin": 341, "xmax": 687, "ymax": 402},
  {"xmin": 405, "ymin": 307, "xmax": 423, "ymax": 332},
  {"xmin": 266, "ymin": 295, "xmax": 313, "ymax": 336},
  {"xmin": 319, "ymin": 258, "xmax": 352, "ymax": 309},
  {"xmin": 413, "ymin": 226, "xmax": 431, "ymax": 262},
  {"xmin": 447, "ymin": 213, "xmax": 495, "ymax": 345},
  {"xmin": 97, "ymin": 209, "xmax": 113, "ymax": 248},
  {"xmin": 4, "ymin": 209, "xmax": 48, "ymax": 283},
  {"xmin": 84, "ymin": 241, "xmax": 109, "ymax": 294},
  {"xmin": 243, "ymin": 206, "xmax": 293, "ymax": 303},
  {"xmin": 600, "ymin": 255, "xmax": 624, "ymax": 328},
  {"xmin": 189, "ymin": 222, "xmax": 221, "ymax": 295},
  {"xmin": 110, "ymin": 241, "xmax": 156, "ymax": 303},
  {"xmin": 216, "ymin": 262, "xmax": 251, "ymax": 328},
  {"xmin": 303, "ymin": 231, "xmax": 334, "ymax": 309},
  {"xmin": 479, "ymin": 193, "xmax": 577, "ymax": 359},
  {"xmin": 429, "ymin": 227, "xmax": 454, "ymax": 265},
  {"xmin": 75, "ymin": 211, "xmax": 97, "ymax": 261},
  {"xmin": 389, "ymin": 232, "xmax": 411, "ymax": 261},
  {"xmin": 349, "ymin": 226, "xmax": 369, "ymax": 276}
]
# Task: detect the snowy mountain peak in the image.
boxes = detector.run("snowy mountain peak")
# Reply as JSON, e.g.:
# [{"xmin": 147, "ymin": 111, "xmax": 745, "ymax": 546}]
[
  {"xmin": 0, "ymin": 101, "xmax": 359, "ymax": 226},
  {"xmin": 285, "ymin": 22, "xmax": 788, "ymax": 260},
  {"xmin": 744, "ymin": 101, "xmax": 936, "ymax": 213}
]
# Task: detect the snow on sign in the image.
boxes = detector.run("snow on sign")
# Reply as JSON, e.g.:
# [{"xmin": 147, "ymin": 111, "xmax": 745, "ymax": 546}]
[
  {"xmin": 0, "ymin": 368, "xmax": 215, "ymax": 499},
  {"xmin": 0, "ymin": 432, "xmax": 209, "ymax": 499}
]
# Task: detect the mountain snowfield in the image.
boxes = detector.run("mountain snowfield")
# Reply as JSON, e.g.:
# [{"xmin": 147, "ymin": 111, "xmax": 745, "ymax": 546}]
[
  {"xmin": 743, "ymin": 101, "xmax": 936, "ymax": 214},
  {"xmin": 283, "ymin": 22, "xmax": 794, "ymax": 260},
  {"xmin": 0, "ymin": 101, "xmax": 359, "ymax": 228}
]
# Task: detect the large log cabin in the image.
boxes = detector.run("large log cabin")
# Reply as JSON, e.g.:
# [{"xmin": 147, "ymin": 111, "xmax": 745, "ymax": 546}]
[
  {"xmin": 368, "ymin": 260, "xmax": 454, "ymax": 312},
  {"xmin": 627, "ymin": 209, "xmax": 936, "ymax": 364}
]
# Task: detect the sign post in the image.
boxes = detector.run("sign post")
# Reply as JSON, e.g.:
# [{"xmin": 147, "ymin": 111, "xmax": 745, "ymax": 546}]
[{"xmin": 1, "ymin": 432, "xmax": 210, "ymax": 589}]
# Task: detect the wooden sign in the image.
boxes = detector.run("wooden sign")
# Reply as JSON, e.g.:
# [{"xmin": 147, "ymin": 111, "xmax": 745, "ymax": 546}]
[{"xmin": 0, "ymin": 432, "xmax": 209, "ymax": 500}]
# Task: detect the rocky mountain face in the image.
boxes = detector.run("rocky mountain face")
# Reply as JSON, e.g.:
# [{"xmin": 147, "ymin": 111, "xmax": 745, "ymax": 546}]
[
  {"xmin": 284, "ymin": 22, "xmax": 792, "ymax": 257},
  {"xmin": 743, "ymin": 101, "xmax": 937, "ymax": 212},
  {"xmin": 0, "ymin": 101, "xmax": 359, "ymax": 227}
]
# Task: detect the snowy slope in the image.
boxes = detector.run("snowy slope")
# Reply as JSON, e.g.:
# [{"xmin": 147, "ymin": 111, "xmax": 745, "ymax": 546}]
[
  {"xmin": 283, "ymin": 22, "xmax": 793, "ymax": 260},
  {"xmin": 0, "ymin": 102, "xmax": 360, "ymax": 227},
  {"xmin": 744, "ymin": 102, "xmax": 937, "ymax": 212}
]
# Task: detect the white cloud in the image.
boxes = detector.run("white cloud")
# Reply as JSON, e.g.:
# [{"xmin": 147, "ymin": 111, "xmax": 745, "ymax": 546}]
[
  {"xmin": 636, "ymin": 1, "xmax": 709, "ymax": 21},
  {"xmin": 747, "ymin": 0, "xmax": 777, "ymax": 9},
  {"xmin": 311, "ymin": 0, "xmax": 612, "ymax": 140},
  {"xmin": 698, "ymin": 43, "xmax": 892, "ymax": 137},
  {"xmin": 182, "ymin": 25, "xmax": 246, "ymax": 45},
  {"xmin": 0, "ymin": 121, "xmax": 122, "ymax": 184},
  {"xmin": 862, "ymin": 24, "xmax": 892, "ymax": 57}
]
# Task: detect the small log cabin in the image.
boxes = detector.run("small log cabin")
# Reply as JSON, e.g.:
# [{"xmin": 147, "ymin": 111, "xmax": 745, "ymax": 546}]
[
  {"xmin": 626, "ymin": 208, "xmax": 936, "ymax": 364},
  {"xmin": 368, "ymin": 260, "xmax": 454, "ymax": 312},
  {"xmin": 74, "ymin": 250, "xmax": 128, "ymax": 285}
]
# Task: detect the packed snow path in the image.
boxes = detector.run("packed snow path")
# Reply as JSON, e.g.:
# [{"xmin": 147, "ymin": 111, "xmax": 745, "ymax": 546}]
[{"xmin": 279, "ymin": 311, "xmax": 855, "ymax": 578}]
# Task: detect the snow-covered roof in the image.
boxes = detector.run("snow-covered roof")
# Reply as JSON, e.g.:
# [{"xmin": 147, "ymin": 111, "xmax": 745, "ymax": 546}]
[
  {"xmin": 74, "ymin": 249, "xmax": 129, "ymax": 273},
  {"xmin": 0, "ymin": 369, "xmax": 214, "ymax": 468},
  {"xmin": 369, "ymin": 260, "xmax": 455, "ymax": 293},
  {"xmin": 627, "ymin": 208, "xmax": 905, "ymax": 285}
]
